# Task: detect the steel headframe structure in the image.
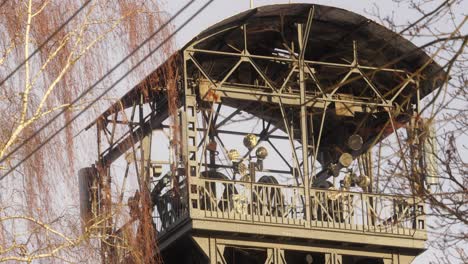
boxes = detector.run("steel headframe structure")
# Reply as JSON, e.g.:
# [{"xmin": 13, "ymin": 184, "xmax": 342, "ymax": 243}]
[{"xmin": 80, "ymin": 4, "xmax": 445, "ymax": 264}]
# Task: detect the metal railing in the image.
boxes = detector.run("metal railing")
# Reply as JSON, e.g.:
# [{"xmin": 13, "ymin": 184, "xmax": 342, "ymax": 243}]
[
  {"xmin": 195, "ymin": 177, "xmax": 305, "ymax": 226},
  {"xmin": 188, "ymin": 177, "xmax": 425, "ymax": 237},
  {"xmin": 310, "ymin": 189, "xmax": 425, "ymax": 236},
  {"xmin": 153, "ymin": 186, "xmax": 189, "ymax": 234}
]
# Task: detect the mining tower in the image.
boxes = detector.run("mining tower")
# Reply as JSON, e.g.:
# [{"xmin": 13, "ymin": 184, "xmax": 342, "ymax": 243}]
[{"xmin": 80, "ymin": 4, "xmax": 444, "ymax": 264}]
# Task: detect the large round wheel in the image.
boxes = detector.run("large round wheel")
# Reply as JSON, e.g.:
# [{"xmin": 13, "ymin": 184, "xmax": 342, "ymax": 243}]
[
  {"xmin": 200, "ymin": 171, "xmax": 238, "ymax": 212},
  {"xmin": 253, "ymin": 175, "xmax": 284, "ymax": 217}
]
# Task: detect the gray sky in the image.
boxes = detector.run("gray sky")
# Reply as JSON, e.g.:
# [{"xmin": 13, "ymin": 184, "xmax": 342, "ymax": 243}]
[{"xmin": 165, "ymin": 0, "xmax": 431, "ymax": 46}]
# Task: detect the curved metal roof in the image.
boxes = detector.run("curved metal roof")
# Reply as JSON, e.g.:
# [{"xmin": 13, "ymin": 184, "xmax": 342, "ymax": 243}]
[
  {"xmin": 187, "ymin": 3, "xmax": 443, "ymax": 95},
  {"xmin": 96, "ymin": 3, "xmax": 444, "ymax": 120}
]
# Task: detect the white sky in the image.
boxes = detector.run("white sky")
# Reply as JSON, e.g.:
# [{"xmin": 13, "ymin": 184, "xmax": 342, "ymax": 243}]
[
  {"xmin": 161, "ymin": 1, "xmax": 467, "ymax": 263},
  {"xmin": 166, "ymin": 0, "xmax": 427, "ymax": 47}
]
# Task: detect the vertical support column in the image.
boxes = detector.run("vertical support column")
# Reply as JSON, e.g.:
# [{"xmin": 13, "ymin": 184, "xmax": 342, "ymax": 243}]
[
  {"xmin": 139, "ymin": 96, "xmax": 146, "ymax": 187},
  {"xmin": 95, "ymin": 120, "xmax": 115, "ymax": 263},
  {"xmin": 325, "ymin": 252, "xmax": 342, "ymax": 264},
  {"xmin": 416, "ymin": 81, "xmax": 428, "ymax": 235},
  {"xmin": 265, "ymin": 248, "xmax": 285, "ymax": 264},
  {"xmin": 97, "ymin": 120, "xmax": 102, "ymax": 159},
  {"xmin": 141, "ymin": 135, "xmax": 151, "ymax": 190},
  {"xmin": 265, "ymin": 248, "xmax": 274, "ymax": 264},
  {"xmin": 137, "ymin": 99, "xmax": 157, "ymax": 263},
  {"xmin": 275, "ymin": 248, "xmax": 286, "ymax": 264},
  {"xmin": 137, "ymin": 95, "xmax": 154, "ymax": 191},
  {"xmin": 209, "ymin": 238, "xmax": 217, "ymax": 264},
  {"xmin": 183, "ymin": 51, "xmax": 200, "ymax": 214},
  {"xmin": 98, "ymin": 163, "xmax": 114, "ymax": 263},
  {"xmin": 297, "ymin": 24, "xmax": 311, "ymax": 225},
  {"xmin": 367, "ymin": 151, "xmax": 373, "ymax": 193}
]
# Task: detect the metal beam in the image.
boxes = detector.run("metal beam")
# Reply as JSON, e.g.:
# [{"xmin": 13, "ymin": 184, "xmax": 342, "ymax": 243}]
[
  {"xmin": 298, "ymin": 23, "xmax": 311, "ymax": 224},
  {"xmin": 100, "ymin": 113, "xmax": 167, "ymax": 166},
  {"xmin": 186, "ymin": 48, "xmax": 408, "ymax": 73}
]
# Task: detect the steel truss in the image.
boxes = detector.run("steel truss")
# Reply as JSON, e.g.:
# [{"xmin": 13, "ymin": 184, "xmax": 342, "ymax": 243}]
[{"xmin": 85, "ymin": 5, "xmax": 440, "ymax": 264}]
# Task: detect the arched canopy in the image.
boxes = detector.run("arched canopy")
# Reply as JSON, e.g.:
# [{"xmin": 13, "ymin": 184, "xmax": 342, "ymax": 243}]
[{"xmin": 96, "ymin": 3, "xmax": 444, "ymax": 120}]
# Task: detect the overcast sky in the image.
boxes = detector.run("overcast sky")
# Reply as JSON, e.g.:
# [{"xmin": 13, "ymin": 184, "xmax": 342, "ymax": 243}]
[{"xmin": 165, "ymin": 0, "xmax": 431, "ymax": 47}]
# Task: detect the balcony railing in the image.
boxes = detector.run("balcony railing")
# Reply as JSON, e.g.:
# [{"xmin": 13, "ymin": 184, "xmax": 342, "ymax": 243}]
[
  {"xmin": 153, "ymin": 186, "xmax": 189, "ymax": 234},
  {"xmin": 154, "ymin": 177, "xmax": 426, "ymax": 239}
]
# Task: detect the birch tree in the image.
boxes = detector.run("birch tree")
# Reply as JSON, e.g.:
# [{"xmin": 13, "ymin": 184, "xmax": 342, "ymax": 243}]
[{"xmin": 0, "ymin": 0, "xmax": 175, "ymax": 262}]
